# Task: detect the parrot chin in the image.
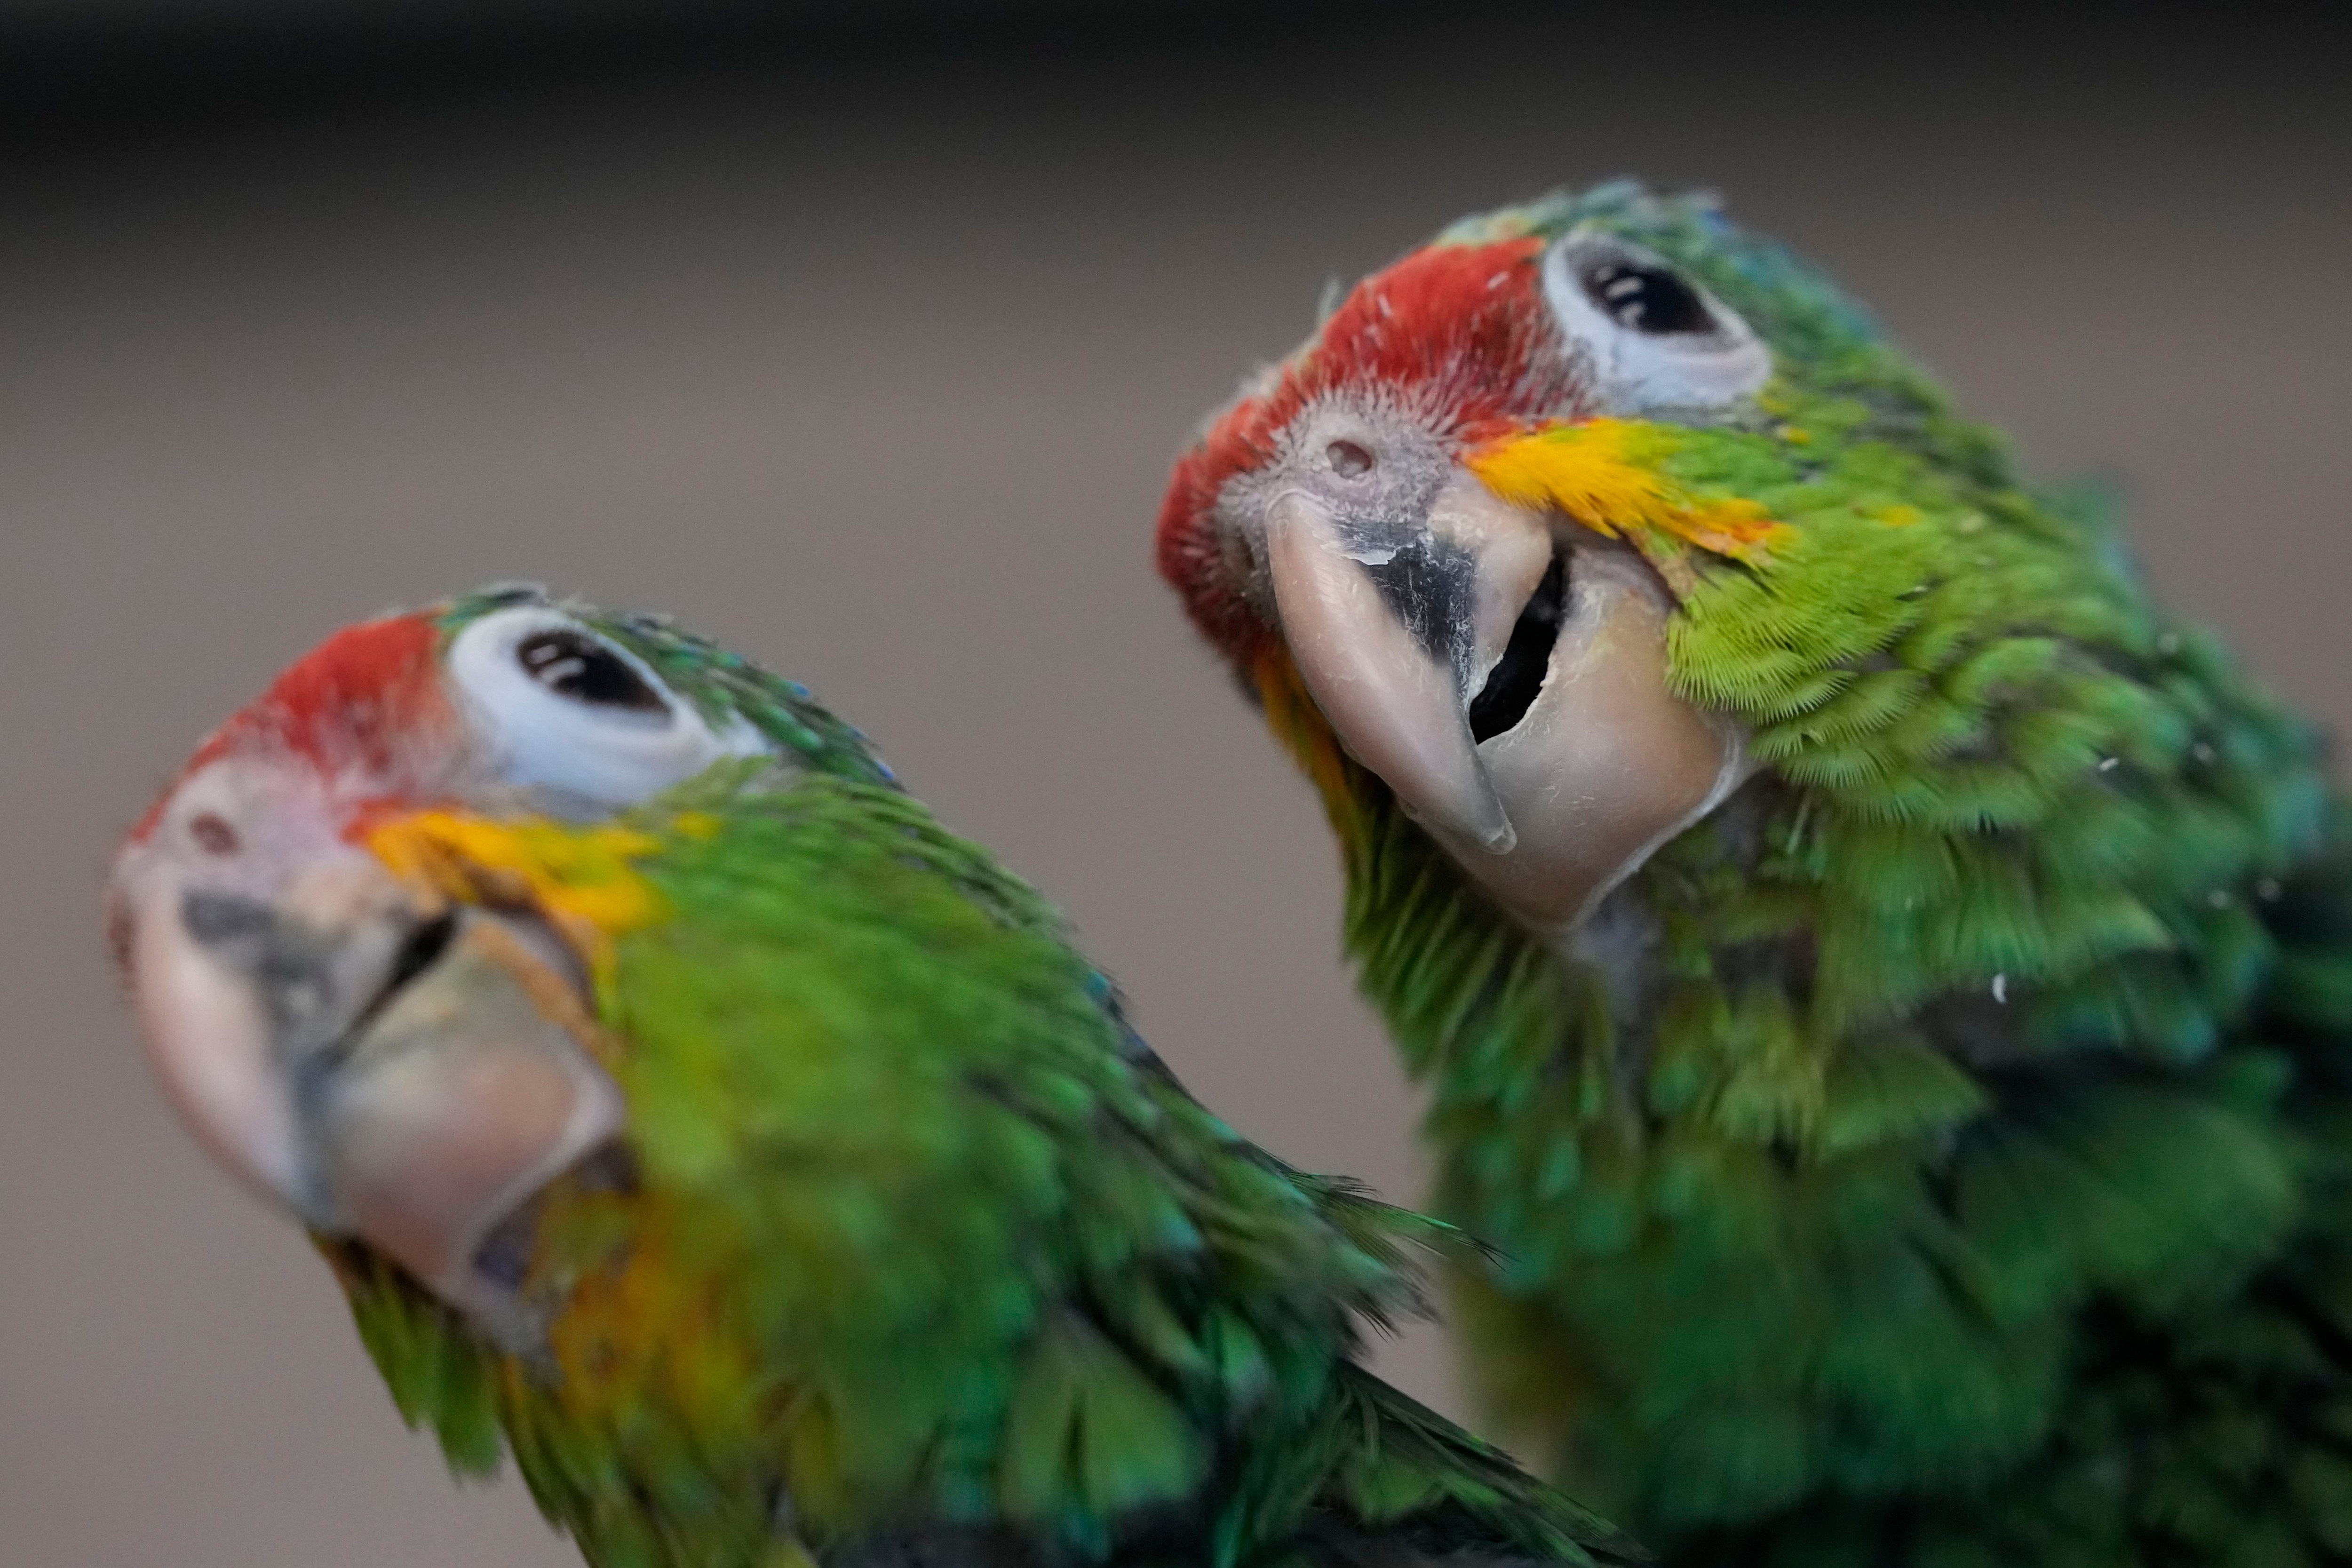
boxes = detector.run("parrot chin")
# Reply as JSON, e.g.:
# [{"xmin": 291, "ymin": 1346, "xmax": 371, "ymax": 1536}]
[
  {"xmin": 1266, "ymin": 472, "xmax": 1747, "ymax": 931},
  {"xmin": 110, "ymin": 752, "xmax": 624, "ymax": 1331}
]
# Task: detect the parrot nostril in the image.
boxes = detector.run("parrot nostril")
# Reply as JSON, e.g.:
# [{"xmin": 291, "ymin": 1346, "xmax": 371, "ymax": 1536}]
[
  {"xmin": 1326, "ymin": 439, "xmax": 1375, "ymax": 478},
  {"xmin": 189, "ymin": 812, "xmax": 240, "ymax": 856}
]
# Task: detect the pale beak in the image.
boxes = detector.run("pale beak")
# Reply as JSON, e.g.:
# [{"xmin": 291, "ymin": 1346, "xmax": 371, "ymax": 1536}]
[
  {"xmin": 1263, "ymin": 470, "xmax": 1744, "ymax": 929},
  {"xmin": 1265, "ymin": 475, "xmax": 1551, "ymax": 853},
  {"xmin": 119, "ymin": 831, "xmax": 622, "ymax": 1326}
]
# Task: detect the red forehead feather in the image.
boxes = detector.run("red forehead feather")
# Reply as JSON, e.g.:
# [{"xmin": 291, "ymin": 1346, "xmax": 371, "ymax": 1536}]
[
  {"xmin": 130, "ymin": 613, "xmax": 453, "ymax": 842},
  {"xmin": 1155, "ymin": 237, "xmax": 1561, "ymax": 660}
]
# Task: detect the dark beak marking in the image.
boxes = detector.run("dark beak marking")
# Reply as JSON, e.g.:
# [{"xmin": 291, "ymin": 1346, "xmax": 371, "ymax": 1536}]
[
  {"xmin": 1467, "ymin": 547, "xmax": 1569, "ymax": 744},
  {"xmin": 1357, "ymin": 532, "xmax": 1479, "ymax": 666},
  {"xmin": 181, "ymin": 889, "xmax": 277, "ymax": 946}
]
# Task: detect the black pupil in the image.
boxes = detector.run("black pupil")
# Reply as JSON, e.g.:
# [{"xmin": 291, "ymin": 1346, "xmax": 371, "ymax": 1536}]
[
  {"xmin": 515, "ymin": 629, "xmax": 669, "ymax": 714},
  {"xmin": 1582, "ymin": 261, "xmax": 1715, "ymax": 335}
]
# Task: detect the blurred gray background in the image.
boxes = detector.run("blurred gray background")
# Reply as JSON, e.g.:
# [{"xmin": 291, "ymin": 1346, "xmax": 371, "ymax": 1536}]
[{"xmin": 3, "ymin": 6, "xmax": 2347, "ymax": 1563}]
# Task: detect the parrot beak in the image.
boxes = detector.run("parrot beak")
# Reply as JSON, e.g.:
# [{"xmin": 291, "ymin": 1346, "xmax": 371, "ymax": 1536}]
[
  {"xmin": 1263, "ymin": 467, "xmax": 1746, "ymax": 929},
  {"xmin": 111, "ymin": 760, "xmax": 623, "ymax": 1325},
  {"xmin": 1264, "ymin": 478, "xmax": 1538, "ymax": 853}
]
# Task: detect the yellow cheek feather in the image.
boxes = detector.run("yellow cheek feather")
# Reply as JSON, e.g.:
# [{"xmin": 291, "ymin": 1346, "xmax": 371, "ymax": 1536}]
[
  {"xmin": 1464, "ymin": 419, "xmax": 1787, "ymax": 595},
  {"xmin": 364, "ymin": 809, "xmax": 685, "ymax": 982}
]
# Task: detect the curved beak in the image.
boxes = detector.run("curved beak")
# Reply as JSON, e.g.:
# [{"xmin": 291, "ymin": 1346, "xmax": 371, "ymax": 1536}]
[
  {"xmin": 114, "ymin": 791, "xmax": 622, "ymax": 1327},
  {"xmin": 1263, "ymin": 464, "xmax": 1745, "ymax": 930},
  {"xmin": 1265, "ymin": 474, "xmax": 1552, "ymax": 853}
]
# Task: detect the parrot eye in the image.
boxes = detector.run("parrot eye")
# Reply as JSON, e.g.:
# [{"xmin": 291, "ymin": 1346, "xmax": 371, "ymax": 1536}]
[
  {"xmin": 515, "ymin": 629, "xmax": 669, "ymax": 715},
  {"xmin": 446, "ymin": 606, "xmax": 770, "ymax": 811},
  {"xmin": 1542, "ymin": 228, "xmax": 1770, "ymax": 414},
  {"xmin": 1580, "ymin": 259, "xmax": 1715, "ymax": 336}
]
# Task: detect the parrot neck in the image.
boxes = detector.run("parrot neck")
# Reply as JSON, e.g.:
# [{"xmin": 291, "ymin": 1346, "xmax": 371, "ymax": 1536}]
[{"xmin": 1254, "ymin": 654, "xmax": 1600, "ymax": 1092}]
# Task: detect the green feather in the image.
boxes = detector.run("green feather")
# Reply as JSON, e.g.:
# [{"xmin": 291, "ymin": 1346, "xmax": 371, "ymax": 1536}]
[
  {"xmin": 1297, "ymin": 184, "xmax": 2352, "ymax": 1562},
  {"xmin": 327, "ymin": 597, "xmax": 1640, "ymax": 1568}
]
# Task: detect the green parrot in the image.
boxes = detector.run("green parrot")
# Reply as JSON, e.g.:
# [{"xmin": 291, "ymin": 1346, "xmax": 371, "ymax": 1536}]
[
  {"xmin": 1155, "ymin": 181, "xmax": 2352, "ymax": 1563},
  {"xmin": 107, "ymin": 584, "xmax": 1640, "ymax": 1568}
]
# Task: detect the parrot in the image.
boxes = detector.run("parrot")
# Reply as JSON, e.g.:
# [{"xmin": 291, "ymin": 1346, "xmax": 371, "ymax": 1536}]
[
  {"xmin": 1154, "ymin": 180, "xmax": 2352, "ymax": 1565},
  {"xmin": 106, "ymin": 583, "xmax": 1644, "ymax": 1568}
]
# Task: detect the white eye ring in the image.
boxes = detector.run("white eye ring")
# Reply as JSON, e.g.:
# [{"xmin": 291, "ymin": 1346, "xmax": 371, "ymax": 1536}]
[
  {"xmin": 445, "ymin": 606, "xmax": 767, "ymax": 812},
  {"xmin": 1542, "ymin": 227, "xmax": 1771, "ymax": 415}
]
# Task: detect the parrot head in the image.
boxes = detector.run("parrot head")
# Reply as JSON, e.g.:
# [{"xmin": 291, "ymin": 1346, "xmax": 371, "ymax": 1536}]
[
  {"xmin": 107, "ymin": 585, "xmax": 887, "ymax": 1339},
  {"xmin": 1158, "ymin": 182, "xmax": 1997, "ymax": 931}
]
